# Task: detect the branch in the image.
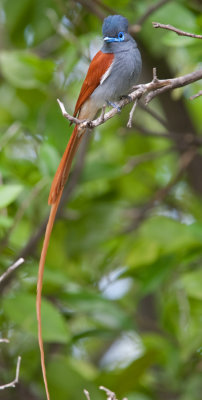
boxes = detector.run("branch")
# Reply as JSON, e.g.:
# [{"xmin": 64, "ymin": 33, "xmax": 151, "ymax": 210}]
[
  {"xmin": 190, "ymin": 90, "xmax": 202, "ymax": 100},
  {"xmin": 123, "ymin": 147, "xmax": 174, "ymax": 174},
  {"xmin": 57, "ymin": 69, "xmax": 202, "ymax": 130},
  {"xmin": 0, "ymin": 179, "xmax": 47, "ymax": 251},
  {"xmin": 0, "ymin": 258, "xmax": 24, "ymax": 285},
  {"xmin": 152, "ymin": 22, "xmax": 202, "ymax": 39},
  {"xmin": 0, "ymin": 338, "xmax": 9, "ymax": 344},
  {"xmin": 127, "ymin": 99, "xmax": 138, "ymax": 128},
  {"xmin": 99, "ymin": 386, "xmax": 118, "ymax": 400},
  {"xmin": 129, "ymin": 123, "xmax": 202, "ymax": 147},
  {"xmin": 0, "ymin": 356, "xmax": 21, "ymax": 390},
  {"xmin": 124, "ymin": 149, "xmax": 196, "ymax": 233},
  {"xmin": 130, "ymin": 0, "xmax": 171, "ymax": 33},
  {"xmin": 12, "ymin": 68, "xmax": 202, "ymax": 266},
  {"xmin": 138, "ymin": 102, "xmax": 169, "ymax": 129},
  {"xmin": 71, "ymin": 0, "xmax": 106, "ymax": 20}
]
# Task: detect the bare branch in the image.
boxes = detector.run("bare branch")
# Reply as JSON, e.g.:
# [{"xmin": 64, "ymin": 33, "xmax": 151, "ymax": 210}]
[
  {"xmin": 71, "ymin": 0, "xmax": 106, "ymax": 20},
  {"xmin": 131, "ymin": 123, "xmax": 170, "ymax": 139},
  {"xmin": 127, "ymin": 99, "xmax": 138, "ymax": 128},
  {"xmin": 152, "ymin": 22, "xmax": 202, "ymax": 39},
  {"xmin": 93, "ymin": 0, "xmax": 115, "ymax": 15},
  {"xmin": 0, "ymin": 258, "xmax": 24, "ymax": 285},
  {"xmin": 57, "ymin": 99, "xmax": 86, "ymax": 125},
  {"xmin": 130, "ymin": 123, "xmax": 202, "ymax": 146},
  {"xmin": 57, "ymin": 69, "xmax": 202, "ymax": 129},
  {"xmin": 139, "ymin": 102, "xmax": 169, "ymax": 129},
  {"xmin": 130, "ymin": 0, "xmax": 171, "ymax": 33},
  {"xmin": 144, "ymin": 70, "xmax": 202, "ymax": 104},
  {"xmin": 190, "ymin": 90, "xmax": 202, "ymax": 100},
  {"xmin": 0, "ymin": 356, "xmax": 21, "ymax": 390},
  {"xmin": 84, "ymin": 389, "xmax": 91, "ymax": 400},
  {"xmin": 99, "ymin": 386, "xmax": 118, "ymax": 400},
  {"xmin": 0, "ymin": 338, "xmax": 10, "ymax": 344},
  {"xmin": 123, "ymin": 147, "xmax": 173, "ymax": 174}
]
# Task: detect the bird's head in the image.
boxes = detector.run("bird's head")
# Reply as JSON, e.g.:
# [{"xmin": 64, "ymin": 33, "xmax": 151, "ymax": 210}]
[{"xmin": 102, "ymin": 15, "xmax": 129, "ymax": 44}]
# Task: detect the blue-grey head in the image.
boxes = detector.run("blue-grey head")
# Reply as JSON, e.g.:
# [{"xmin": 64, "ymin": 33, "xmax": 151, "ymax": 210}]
[{"xmin": 102, "ymin": 15, "xmax": 129, "ymax": 43}]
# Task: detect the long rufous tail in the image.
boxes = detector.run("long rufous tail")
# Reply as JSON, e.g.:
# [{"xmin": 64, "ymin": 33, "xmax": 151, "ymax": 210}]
[
  {"xmin": 37, "ymin": 124, "xmax": 85, "ymax": 400},
  {"xmin": 48, "ymin": 125, "xmax": 84, "ymax": 205}
]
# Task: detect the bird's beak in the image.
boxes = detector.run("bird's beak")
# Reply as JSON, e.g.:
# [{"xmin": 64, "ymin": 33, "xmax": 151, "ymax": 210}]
[{"xmin": 104, "ymin": 36, "xmax": 116, "ymax": 43}]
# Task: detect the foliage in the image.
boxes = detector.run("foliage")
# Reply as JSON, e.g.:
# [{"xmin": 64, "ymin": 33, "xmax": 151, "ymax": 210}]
[{"xmin": 0, "ymin": 0, "xmax": 202, "ymax": 399}]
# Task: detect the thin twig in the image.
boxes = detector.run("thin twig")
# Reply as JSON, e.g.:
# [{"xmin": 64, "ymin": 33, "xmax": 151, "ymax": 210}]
[
  {"xmin": 57, "ymin": 99, "xmax": 86, "ymax": 125},
  {"xmin": 152, "ymin": 22, "xmax": 202, "ymax": 39},
  {"xmin": 0, "ymin": 356, "xmax": 21, "ymax": 390},
  {"xmin": 84, "ymin": 389, "xmax": 91, "ymax": 400},
  {"xmin": 0, "ymin": 338, "xmax": 9, "ymax": 344},
  {"xmin": 100, "ymin": 104, "xmax": 106, "ymax": 123},
  {"xmin": 127, "ymin": 99, "xmax": 138, "ymax": 128},
  {"xmin": 190, "ymin": 90, "xmax": 202, "ymax": 100},
  {"xmin": 144, "ymin": 70, "xmax": 202, "ymax": 104},
  {"xmin": 0, "ymin": 258, "xmax": 24, "ymax": 284},
  {"xmin": 99, "ymin": 386, "xmax": 118, "ymax": 400}
]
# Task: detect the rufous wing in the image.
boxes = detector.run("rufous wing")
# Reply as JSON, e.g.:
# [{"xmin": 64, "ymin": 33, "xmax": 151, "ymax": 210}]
[{"xmin": 74, "ymin": 50, "xmax": 114, "ymax": 117}]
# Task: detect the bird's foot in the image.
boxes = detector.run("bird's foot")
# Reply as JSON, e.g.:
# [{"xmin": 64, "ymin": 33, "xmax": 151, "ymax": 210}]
[
  {"xmin": 107, "ymin": 101, "xmax": 121, "ymax": 113},
  {"xmin": 120, "ymin": 94, "xmax": 132, "ymax": 102}
]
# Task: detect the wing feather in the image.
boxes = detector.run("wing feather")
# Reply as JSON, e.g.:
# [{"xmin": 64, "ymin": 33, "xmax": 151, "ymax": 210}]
[{"xmin": 73, "ymin": 50, "xmax": 114, "ymax": 117}]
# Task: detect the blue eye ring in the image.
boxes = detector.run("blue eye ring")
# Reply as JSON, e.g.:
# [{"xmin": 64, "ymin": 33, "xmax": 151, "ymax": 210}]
[
  {"xmin": 103, "ymin": 31, "xmax": 125, "ymax": 43},
  {"xmin": 118, "ymin": 32, "xmax": 124, "ymax": 41}
]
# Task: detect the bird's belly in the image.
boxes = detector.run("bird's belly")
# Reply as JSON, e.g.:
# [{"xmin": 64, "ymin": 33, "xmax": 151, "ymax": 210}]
[{"xmin": 91, "ymin": 48, "xmax": 141, "ymax": 108}]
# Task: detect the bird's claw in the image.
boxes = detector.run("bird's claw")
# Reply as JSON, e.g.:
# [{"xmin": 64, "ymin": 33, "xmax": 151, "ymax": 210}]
[{"xmin": 107, "ymin": 101, "xmax": 121, "ymax": 113}]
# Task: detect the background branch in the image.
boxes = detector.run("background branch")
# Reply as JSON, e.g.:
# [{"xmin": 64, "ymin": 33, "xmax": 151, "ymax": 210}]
[
  {"xmin": 0, "ymin": 258, "xmax": 24, "ymax": 285},
  {"xmin": 190, "ymin": 90, "xmax": 202, "ymax": 100},
  {"xmin": 0, "ymin": 356, "xmax": 21, "ymax": 390},
  {"xmin": 124, "ymin": 149, "xmax": 196, "ymax": 233},
  {"xmin": 130, "ymin": 0, "xmax": 171, "ymax": 33},
  {"xmin": 17, "ymin": 133, "xmax": 90, "ymax": 261}
]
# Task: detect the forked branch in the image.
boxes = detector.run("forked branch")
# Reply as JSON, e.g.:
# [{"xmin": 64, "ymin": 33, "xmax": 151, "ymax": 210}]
[{"xmin": 57, "ymin": 69, "xmax": 202, "ymax": 130}]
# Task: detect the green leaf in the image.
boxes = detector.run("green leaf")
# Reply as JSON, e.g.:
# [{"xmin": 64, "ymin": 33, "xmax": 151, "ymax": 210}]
[
  {"xmin": 62, "ymin": 290, "xmax": 130, "ymax": 330},
  {"xmin": 162, "ymin": 33, "xmax": 197, "ymax": 47},
  {"xmin": 0, "ymin": 51, "xmax": 54, "ymax": 89},
  {"xmin": 48, "ymin": 355, "xmax": 103, "ymax": 400},
  {"xmin": 83, "ymin": 160, "xmax": 123, "ymax": 182},
  {"xmin": 0, "ymin": 184, "xmax": 23, "ymax": 208},
  {"xmin": 99, "ymin": 350, "xmax": 159, "ymax": 396},
  {"xmin": 0, "ymin": 215, "xmax": 13, "ymax": 228},
  {"xmin": 3, "ymin": 292, "xmax": 69, "ymax": 343},
  {"xmin": 181, "ymin": 270, "xmax": 202, "ymax": 300}
]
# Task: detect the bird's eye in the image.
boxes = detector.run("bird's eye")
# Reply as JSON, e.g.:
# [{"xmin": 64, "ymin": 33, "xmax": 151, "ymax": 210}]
[{"xmin": 118, "ymin": 32, "xmax": 124, "ymax": 40}]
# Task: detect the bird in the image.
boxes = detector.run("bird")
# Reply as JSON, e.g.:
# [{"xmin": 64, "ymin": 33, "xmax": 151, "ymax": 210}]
[{"xmin": 37, "ymin": 14, "xmax": 142, "ymax": 400}]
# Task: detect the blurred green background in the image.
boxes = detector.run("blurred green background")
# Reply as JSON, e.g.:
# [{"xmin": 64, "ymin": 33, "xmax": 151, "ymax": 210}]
[{"xmin": 0, "ymin": 0, "xmax": 202, "ymax": 399}]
